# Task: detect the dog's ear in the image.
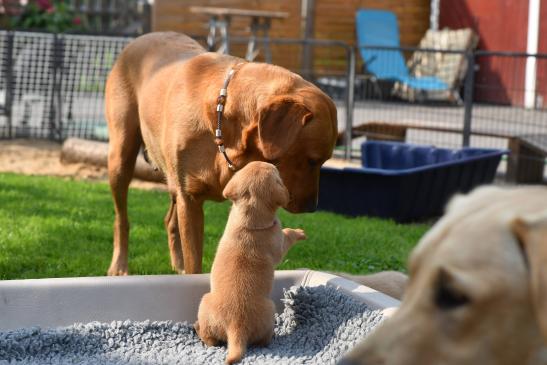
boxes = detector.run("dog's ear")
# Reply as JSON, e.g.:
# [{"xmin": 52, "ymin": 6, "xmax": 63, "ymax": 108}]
[
  {"xmin": 257, "ymin": 96, "xmax": 313, "ymax": 160},
  {"xmin": 512, "ymin": 211, "xmax": 547, "ymax": 342}
]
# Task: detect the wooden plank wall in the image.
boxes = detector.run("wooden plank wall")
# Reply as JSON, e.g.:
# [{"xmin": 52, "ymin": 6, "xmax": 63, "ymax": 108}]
[
  {"xmin": 153, "ymin": 0, "xmax": 300, "ymax": 38},
  {"xmin": 314, "ymin": 0, "xmax": 430, "ymax": 46},
  {"xmin": 153, "ymin": 0, "xmax": 430, "ymax": 74},
  {"xmin": 313, "ymin": 0, "xmax": 430, "ymax": 73},
  {"xmin": 152, "ymin": 0, "xmax": 302, "ymax": 70}
]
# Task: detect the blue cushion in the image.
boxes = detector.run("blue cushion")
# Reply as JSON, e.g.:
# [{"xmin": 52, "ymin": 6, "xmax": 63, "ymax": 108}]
[{"xmin": 399, "ymin": 75, "xmax": 449, "ymax": 91}]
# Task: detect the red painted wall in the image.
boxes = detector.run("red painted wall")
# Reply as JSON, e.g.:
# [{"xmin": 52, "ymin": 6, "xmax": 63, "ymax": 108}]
[
  {"xmin": 536, "ymin": 0, "xmax": 547, "ymax": 107},
  {"xmin": 440, "ymin": 0, "xmax": 543, "ymax": 106}
]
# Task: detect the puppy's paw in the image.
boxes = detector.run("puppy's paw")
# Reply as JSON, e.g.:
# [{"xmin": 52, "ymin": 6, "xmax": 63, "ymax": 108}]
[
  {"xmin": 283, "ymin": 228, "xmax": 307, "ymax": 241},
  {"xmin": 293, "ymin": 228, "xmax": 307, "ymax": 241}
]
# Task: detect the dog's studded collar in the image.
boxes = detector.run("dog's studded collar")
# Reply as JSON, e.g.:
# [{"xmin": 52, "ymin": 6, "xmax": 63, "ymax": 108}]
[{"xmin": 215, "ymin": 62, "xmax": 246, "ymax": 171}]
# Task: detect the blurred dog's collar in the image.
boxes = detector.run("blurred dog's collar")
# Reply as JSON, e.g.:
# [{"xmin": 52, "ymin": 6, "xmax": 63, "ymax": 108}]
[
  {"xmin": 247, "ymin": 219, "xmax": 278, "ymax": 231},
  {"xmin": 214, "ymin": 62, "xmax": 247, "ymax": 171}
]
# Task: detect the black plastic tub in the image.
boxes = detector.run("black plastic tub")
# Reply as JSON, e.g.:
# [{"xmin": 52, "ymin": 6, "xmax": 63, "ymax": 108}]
[{"xmin": 318, "ymin": 141, "xmax": 507, "ymax": 222}]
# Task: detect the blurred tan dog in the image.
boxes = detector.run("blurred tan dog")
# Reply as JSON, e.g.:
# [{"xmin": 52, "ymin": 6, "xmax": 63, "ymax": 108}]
[
  {"xmin": 340, "ymin": 185, "xmax": 547, "ymax": 365},
  {"xmin": 194, "ymin": 162, "xmax": 306, "ymax": 364},
  {"xmin": 336, "ymin": 271, "xmax": 408, "ymax": 300}
]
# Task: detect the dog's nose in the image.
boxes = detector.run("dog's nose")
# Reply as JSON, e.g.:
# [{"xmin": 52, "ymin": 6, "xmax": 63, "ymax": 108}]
[
  {"xmin": 286, "ymin": 197, "xmax": 317, "ymax": 213},
  {"xmin": 303, "ymin": 197, "xmax": 317, "ymax": 212}
]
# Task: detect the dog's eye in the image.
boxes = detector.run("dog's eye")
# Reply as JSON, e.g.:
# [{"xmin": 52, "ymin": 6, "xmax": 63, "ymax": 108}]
[{"xmin": 435, "ymin": 270, "xmax": 470, "ymax": 310}]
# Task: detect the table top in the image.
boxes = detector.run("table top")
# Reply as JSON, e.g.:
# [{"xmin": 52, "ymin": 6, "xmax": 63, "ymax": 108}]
[{"xmin": 189, "ymin": 6, "xmax": 289, "ymax": 19}]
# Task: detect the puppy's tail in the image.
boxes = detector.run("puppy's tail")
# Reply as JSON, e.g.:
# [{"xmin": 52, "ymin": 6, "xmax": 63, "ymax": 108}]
[{"xmin": 225, "ymin": 326, "xmax": 247, "ymax": 364}]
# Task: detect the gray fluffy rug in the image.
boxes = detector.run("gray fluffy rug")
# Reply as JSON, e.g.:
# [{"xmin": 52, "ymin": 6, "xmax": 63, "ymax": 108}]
[{"xmin": 0, "ymin": 285, "xmax": 384, "ymax": 364}]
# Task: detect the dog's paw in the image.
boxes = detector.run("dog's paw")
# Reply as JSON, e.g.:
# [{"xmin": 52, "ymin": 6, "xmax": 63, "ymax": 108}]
[
  {"xmin": 107, "ymin": 266, "xmax": 128, "ymax": 276},
  {"xmin": 171, "ymin": 266, "xmax": 186, "ymax": 275},
  {"xmin": 170, "ymin": 255, "xmax": 185, "ymax": 274}
]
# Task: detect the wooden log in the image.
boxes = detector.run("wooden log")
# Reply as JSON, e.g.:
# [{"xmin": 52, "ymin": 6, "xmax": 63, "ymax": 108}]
[{"xmin": 60, "ymin": 138, "xmax": 165, "ymax": 183}]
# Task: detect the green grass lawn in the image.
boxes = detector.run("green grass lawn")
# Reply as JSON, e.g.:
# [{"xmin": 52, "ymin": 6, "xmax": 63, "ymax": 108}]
[{"xmin": 0, "ymin": 173, "xmax": 430, "ymax": 280}]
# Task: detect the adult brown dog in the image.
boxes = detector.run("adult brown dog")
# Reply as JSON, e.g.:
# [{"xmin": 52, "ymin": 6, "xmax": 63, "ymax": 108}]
[
  {"xmin": 339, "ymin": 185, "xmax": 547, "ymax": 365},
  {"xmin": 104, "ymin": 32, "xmax": 337, "ymax": 275}
]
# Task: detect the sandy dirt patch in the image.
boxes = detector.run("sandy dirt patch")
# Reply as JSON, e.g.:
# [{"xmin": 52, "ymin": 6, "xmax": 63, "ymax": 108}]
[
  {"xmin": 0, "ymin": 139, "xmax": 166, "ymax": 191},
  {"xmin": 0, "ymin": 139, "xmax": 360, "ymax": 190}
]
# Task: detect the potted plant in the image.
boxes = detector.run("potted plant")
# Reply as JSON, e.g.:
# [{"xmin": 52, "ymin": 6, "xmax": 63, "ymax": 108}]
[{"xmin": 11, "ymin": 0, "xmax": 82, "ymax": 33}]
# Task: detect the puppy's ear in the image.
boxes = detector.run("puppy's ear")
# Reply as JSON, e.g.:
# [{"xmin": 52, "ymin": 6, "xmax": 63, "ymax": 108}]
[
  {"xmin": 512, "ymin": 211, "xmax": 547, "ymax": 343},
  {"xmin": 223, "ymin": 175, "xmax": 243, "ymax": 201},
  {"xmin": 273, "ymin": 178, "xmax": 290, "ymax": 207},
  {"xmin": 257, "ymin": 96, "xmax": 313, "ymax": 160}
]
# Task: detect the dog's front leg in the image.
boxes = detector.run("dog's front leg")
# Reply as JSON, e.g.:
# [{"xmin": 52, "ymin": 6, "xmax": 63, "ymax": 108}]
[
  {"xmin": 176, "ymin": 192, "xmax": 204, "ymax": 274},
  {"xmin": 165, "ymin": 195, "xmax": 184, "ymax": 274},
  {"xmin": 273, "ymin": 228, "xmax": 307, "ymax": 264}
]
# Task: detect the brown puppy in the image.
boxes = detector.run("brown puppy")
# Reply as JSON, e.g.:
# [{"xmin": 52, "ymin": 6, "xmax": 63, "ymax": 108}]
[
  {"xmin": 105, "ymin": 32, "xmax": 337, "ymax": 276},
  {"xmin": 194, "ymin": 161, "xmax": 306, "ymax": 364},
  {"xmin": 339, "ymin": 185, "xmax": 547, "ymax": 365}
]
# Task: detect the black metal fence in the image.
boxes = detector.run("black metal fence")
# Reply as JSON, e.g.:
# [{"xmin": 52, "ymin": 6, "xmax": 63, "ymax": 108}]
[
  {"xmin": 0, "ymin": 30, "xmax": 352, "ymax": 142},
  {"xmin": 0, "ymin": 30, "xmax": 546, "ymax": 183},
  {"xmin": 346, "ymin": 45, "xmax": 547, "ymax": 183},
  {"xmin": 0, "ymin": 31, "xmax": 131, "ymax": 140}
]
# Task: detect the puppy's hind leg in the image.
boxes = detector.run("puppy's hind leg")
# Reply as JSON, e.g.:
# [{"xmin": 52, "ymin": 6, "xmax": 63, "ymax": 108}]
[
  {"xmin": 226, "ymin": 325, "xmax": 247, "ymax": 364},
  {"xmin": 195, "ymin": 294, "xmax": 222, "ymax": 347},
  {"xmin": 194, "ymin": 320, "xmax": 221, "ymax": 347},
  {"xmin": 105, "ymin": 69, "xmax": 141, "ymax": 276},
  {"xmin": 254, "ymin": 300, "xmax": 275, "ymax": 347},
  {"xmin": 255, "ymin": 328, "xmax": 274, "ymax": 347},
  {"xmin": 164, "ymin": 194, "xmax": 184, "ymax": 274}
]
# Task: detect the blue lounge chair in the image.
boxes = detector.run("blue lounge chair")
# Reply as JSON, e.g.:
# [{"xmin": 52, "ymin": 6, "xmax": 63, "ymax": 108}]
[{"xmin": 355, "ymin": 9, "xmax": 449, "ymax": 98}]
